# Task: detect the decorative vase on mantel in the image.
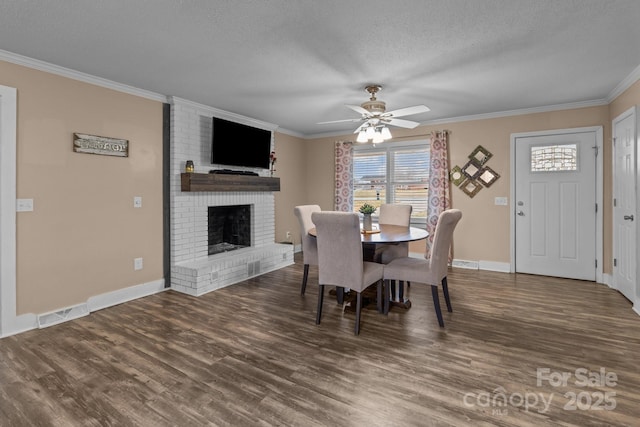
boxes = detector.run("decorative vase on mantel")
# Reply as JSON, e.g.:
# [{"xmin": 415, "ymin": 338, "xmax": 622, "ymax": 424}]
[{"xmin": 362, "ymin": 213, "xmax": 373, "ymax": 232}]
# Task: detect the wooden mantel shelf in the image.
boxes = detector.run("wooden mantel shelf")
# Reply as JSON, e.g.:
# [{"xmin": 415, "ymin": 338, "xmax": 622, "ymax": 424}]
[{"xmin": 181, "ymin": 173, "xmax": 280, "ymax": 192}]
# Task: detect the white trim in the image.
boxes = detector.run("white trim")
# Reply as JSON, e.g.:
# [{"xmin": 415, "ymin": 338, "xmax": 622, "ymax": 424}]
[
  {"xmin": 478, "ymin": 260, "xmax": 511, "ymax": 273},
  {"xmin": 451, "ymin": 259, "xmax": 479, "ymax": 270},
  {"xmin": 602, "ymin": 273, "xmax": 613, "ymax": 288},
  {"xmin": 510, "ymin": 126, "xmax": 604, "ymax": 281},
  {"xmin": 0, "ymin": 49, "xmax": 167, "ymax": 103},
  {"xmin": 1, "ymin": 279, "xmax": 166, "ymax": 338},
  {"xmin": 87, "ymin": 279, "xmax": 166, "ymax": 312},
  {"xmin": 450, "ymin": 259, "xmax": 511, "ymax": 272},
  {"xmin": 607, "ymin": 63, "xmax": 640, "ymax": 103},
  {"xmin": 421, "ymin": 100, "xmax": 609, "ymax": 127},
  {"xmin": 0, "ymin": 85, "xmax": 18, "ymax": 338},
  {"xmin": 169, "ymin": 96, "xmax": 279, "ymax": 131}
]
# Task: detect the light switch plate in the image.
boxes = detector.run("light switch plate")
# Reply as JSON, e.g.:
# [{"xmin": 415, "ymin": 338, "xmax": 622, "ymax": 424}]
[
  {"xmin": 16, "ymin": 199, "xmax": 34, "ymax": 212},
  {"xmin": 494, "ymin": 197, "xmax": 508, "ymax": 206},
  {"xmin": 134, "ymin": 257, "xmax": 143, "ymax": 270},
  {"xmin": 133, "ymin": 196, "xmax": 142, "ymax": 208}
]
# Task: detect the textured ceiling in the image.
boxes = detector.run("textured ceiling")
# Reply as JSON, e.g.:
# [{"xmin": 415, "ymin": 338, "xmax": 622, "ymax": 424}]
[{"xmin": 1, "ymin": 0, "xmax": 640, "ymax": 137}]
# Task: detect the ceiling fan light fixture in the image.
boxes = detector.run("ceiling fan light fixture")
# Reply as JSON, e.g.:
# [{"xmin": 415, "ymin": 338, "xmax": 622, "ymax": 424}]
[
  {"xmin": 356, "ymin": 131, "xmax": 368, "ymax": 143},
  {"xmin": 381, "ymin": 126, "xmax": 392, "ymax": 140},
  {"xmin": 373, "ymin": 130, "xmax": 384, "ymax": 143},
  {"xmin": 365, "ymin": 126, "xmax": 376, "ymax": 139}
]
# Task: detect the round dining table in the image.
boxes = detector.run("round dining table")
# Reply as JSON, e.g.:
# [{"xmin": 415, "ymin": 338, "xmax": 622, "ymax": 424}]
[
  {"xmin": 307, "ymin": 224, "xmax": 428, "ymax": 244},
  {"xmin": 308, "ymin": 224, "xmax": 428, "ymax": 310}
]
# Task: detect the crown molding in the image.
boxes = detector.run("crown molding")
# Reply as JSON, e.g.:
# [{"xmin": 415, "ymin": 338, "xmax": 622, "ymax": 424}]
[
  {"xmin": 607, "ymin": 63, "xmax": 640, "ymax": 102},
  {"xmin": 304, "ymin": 99, "xmax": 609, "ymax": 139},
  {"xmin": 274, "ymin": 127, "xmax": 305, "ymax": 138},
  {"xmin": 0, "ymin": 49, "xmax": 167, "ymax": 103},
  {"xmin": 420, "ymin": 99, "xmax": 609, "ymax": 126},
  {"xmin": 169, "ymin": 96, "xmax": 279, "ymax": 131}
]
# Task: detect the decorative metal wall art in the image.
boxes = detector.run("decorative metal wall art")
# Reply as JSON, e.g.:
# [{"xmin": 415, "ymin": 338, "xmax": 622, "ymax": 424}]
[
  {"xmin": 450, "ymin": 145, "xmax": 500, "ymax": 198},
  {"xmin": 73, "ymin": 133, "xmax": 129, "ymax": 157}
]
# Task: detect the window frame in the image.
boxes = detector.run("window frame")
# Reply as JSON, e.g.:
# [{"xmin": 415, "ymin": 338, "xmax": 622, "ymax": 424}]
[{"xmin": 353, "ymin": 138, "xmax": 430, "ymax": 226}]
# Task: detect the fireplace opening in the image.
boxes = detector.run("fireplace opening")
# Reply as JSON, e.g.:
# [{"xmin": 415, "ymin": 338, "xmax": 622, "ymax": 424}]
[{"xmin": 208, "ymin": 205, "xmax": 251, "ymax": 255}]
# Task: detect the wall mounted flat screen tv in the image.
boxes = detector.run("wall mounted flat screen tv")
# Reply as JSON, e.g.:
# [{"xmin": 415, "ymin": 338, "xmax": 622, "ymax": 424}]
[{"xmin": 211, "ymin": 117, "xmax": 272, "ymax": 169}]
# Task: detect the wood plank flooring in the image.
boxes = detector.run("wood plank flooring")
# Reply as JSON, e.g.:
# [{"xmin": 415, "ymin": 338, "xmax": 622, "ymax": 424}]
[{"xmin": 1, "ymin": 256, "xmax": 639, "ymax": 426}]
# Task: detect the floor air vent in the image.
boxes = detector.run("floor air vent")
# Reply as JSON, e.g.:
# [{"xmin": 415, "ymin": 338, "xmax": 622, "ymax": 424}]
[
  {"xmin": 247, "ymin": 260, "xmax": 261, "ymax": 276},
  {"xmin": 37, "ymin": 303, "xmax": 89, "ymax": 328}
]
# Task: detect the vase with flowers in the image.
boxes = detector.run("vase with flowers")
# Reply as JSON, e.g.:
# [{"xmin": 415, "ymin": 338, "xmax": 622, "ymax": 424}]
[{"xmin": 359, "ymin": 203, "xmax": 376, "ymax": 231}]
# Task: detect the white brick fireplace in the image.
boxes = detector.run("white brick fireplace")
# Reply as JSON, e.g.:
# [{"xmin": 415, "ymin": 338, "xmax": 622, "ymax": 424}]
[{"xmin": 169, "ymin": 97, "xmax": 293, "ymax": 296}]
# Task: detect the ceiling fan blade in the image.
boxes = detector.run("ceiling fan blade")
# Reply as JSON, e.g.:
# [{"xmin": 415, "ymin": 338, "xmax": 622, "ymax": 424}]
[
  {"xmin": 384, "ymin": 118, "xmax": 421, "ymax": 129},
  {"xmin": 345, "ymin": 104, "xmax": 372, "ymax": 116},
  {"xmin": 384, "ymin": 105, "xmax": 430, "ymax": 118},
  {"xmin": 317, "ymin": 118, "xmax": 363, "ymax": 125}
]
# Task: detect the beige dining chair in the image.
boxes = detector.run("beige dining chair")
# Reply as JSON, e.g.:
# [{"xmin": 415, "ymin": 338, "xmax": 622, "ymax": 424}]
[
  {"xmin": 311, "ymin": 211, "xmax": 384, "ymax": 335},
  {"xmin": 375, "ymin": 203, "xmax": 412, "ymax": 300},
  {"xmin": 294, "ymin": 205, "xmax": 321, "ymax": 295},
  {"xmin": 383, "ymin": 209, "xmax": 462, "ymax": 327}
]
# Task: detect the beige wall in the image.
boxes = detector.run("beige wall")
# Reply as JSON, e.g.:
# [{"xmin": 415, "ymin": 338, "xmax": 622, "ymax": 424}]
[
  {"xmin": 289, "ymin": 106, "xmax": 612, "ymax": 270},
  {"xmin": 1, "ymin": 60, "xmax": 164, "ymax": 314},
  {"xmin": 273, "ymin": 131, "xmax": 308, "ymax": 245}
]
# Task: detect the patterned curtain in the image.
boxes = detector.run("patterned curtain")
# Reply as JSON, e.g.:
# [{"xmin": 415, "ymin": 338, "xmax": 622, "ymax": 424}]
[
  {"xmin": 425, "ymin": 131, "xmax": 451, "ymax": 258},
  {"xmin": 334, "ymin": 141, "xmax": 354, "ymax": 212}
]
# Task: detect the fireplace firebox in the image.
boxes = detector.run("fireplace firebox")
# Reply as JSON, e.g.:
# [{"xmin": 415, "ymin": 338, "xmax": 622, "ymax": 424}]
[{"xmin": 208, "ymin": 205, "xmax": 251, "ymax": 255}]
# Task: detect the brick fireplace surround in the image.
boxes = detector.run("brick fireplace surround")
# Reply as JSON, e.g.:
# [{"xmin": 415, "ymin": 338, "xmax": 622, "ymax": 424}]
[{"xmin": 169, "ymin": 97, "xmax": 293, "ymax": 296}]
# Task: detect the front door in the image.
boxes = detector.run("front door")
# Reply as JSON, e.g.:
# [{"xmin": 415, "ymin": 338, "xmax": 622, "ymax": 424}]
[
  {"xmin": 514, "ymin": 130, "xmax": 597, "ymax": 280},
  {"xmin": 613, "ymin": 107, "xmax": 637, "ymax": 302}
]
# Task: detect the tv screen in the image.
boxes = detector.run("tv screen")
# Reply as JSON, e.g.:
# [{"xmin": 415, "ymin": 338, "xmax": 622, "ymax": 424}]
[{"xmin": 211, "ymin": 117, "xmax": 272, "ymax": 169}]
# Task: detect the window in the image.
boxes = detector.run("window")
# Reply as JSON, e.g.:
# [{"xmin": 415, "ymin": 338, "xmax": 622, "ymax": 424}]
[
  {"xmin": 530, "ymin": 144, "xmax": 577, "ymax": 172},
  {"xmin": 353, "ymin": 140, "xmax": 430, "ymax": 223}
]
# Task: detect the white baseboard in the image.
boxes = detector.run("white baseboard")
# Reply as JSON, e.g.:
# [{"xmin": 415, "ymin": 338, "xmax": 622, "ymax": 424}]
[
  {"xmin": 452, "ymin": 259, "xmax": 479, "ymax": 270},
  {"xmin": 601, "ymin": 273, "xmax": 613, "ymax": 288},
  {"xmin": 87, "ymin": 279, "xmax": 166, "ymax": 312},
  {"xmin": 1, "ymin": 279, "xmax": 166, "ymax": 338},
  {"xmin": 0, "ymin": 313, "xmax": 38, "ymax": 338},
  {"xmin": 478, "ymin": 260, "xmax": 511, "ymax": 273},
  {"xmin": 452, "ymin": 259, "xmax": 511, "ymax": 273}
]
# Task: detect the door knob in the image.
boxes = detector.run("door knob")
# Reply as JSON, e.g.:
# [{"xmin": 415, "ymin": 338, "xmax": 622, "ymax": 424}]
[
  {"xmin": 624, "ymin": 214, "xmax": 634, "ymax": 221},
  {"xmin": 517, "ymin": 211, "xmax": 525, "ymax": 216}
]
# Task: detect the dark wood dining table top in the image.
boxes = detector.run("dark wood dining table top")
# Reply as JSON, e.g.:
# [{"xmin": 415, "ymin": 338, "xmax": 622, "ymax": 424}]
[{"xmin": 308, "ymin": 224, "xmax": 428, "ymax": 244}]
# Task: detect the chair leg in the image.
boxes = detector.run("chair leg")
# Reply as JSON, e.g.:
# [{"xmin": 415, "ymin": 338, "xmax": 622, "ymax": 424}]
[
  {"xmin": 431, "ymin": 285, "xmax": 444, "ymax": 327},
  {"xmin": 316, "ymin": 285, "xmax": 325, "ymax": 325},
  {"xmin": 355, "ymin": 292, "xmax": 362, "ymax": 335},
  {"xmin": 376, "ymin": 280, "xmax": 383, "ymax": 313},
  {"xmin": 390, "ymin": 280, "xmax": 396, "ymax": 301},
  {"xmin": 442, "ymin": 277, "xmax": 452, "ymax": 312},
  {"xmin": 398, "ymin": 280, "xmax": 404, "ymax": 301},
  {"xmin": 336, "ymin": 286, "xmax": 344, "ymax": 304},
  {"xmin": 384, "ymin": 279, "xmax": 390, "ymax": 315},
  {"xmin": 301, "ymin": 264, "xmax": 309, "ymax": 295}
]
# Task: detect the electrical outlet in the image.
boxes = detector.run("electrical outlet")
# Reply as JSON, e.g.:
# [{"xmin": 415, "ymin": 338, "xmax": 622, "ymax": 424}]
[
  {"xmin": 134, "ymin": 257, "xmax": 143, "ymax": 270},
  {"xmin": 16, "ymin": 199, "xmax": 34, "ymax": 212},
  {"xmin": 133, "ymin": 196, "xmax": 142, "ymax": 208},
  {"xmin": 286, "ymin": 231, "xmax": 291, "ymax": 240}
]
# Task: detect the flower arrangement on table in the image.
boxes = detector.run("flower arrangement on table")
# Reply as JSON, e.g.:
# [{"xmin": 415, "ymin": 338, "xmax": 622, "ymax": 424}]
[
  {"xmin": 269, "ymin": 151, "xmax": 277, "ymax": 176},
  {"xmin": 358, "ymin": 203, "xmax": 377, "ymax": 215},
  {"xmin": 359, "ymin": 203, "xmax": 377, "ymax": 231}
]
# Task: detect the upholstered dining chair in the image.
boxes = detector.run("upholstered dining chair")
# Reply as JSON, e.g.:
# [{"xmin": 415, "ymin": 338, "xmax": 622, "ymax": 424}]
[
  {"xmin": 311, "ymin": 211, "xmax": 384, "ymax": 335},
  {"xmin": 383, "ymin": 209, "xmax": 462, "ymax": 327},
  {"xmin": 294, "ymin": 205, "xmax": 321, "ymax": 295},
  {"xmin": 375, "ymin": 204, "xmax": 413, "ymax": 300}
]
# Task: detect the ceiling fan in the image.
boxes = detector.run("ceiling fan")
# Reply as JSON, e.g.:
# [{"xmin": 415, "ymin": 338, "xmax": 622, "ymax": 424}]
[{"xmin": 318, "ymin": 85, "xmax": 430, "ymax": 142}]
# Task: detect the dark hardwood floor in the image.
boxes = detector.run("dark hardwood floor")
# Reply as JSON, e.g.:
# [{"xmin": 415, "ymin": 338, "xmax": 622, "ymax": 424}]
[{"xmin": 1, "ymin": 255, "xmax": 639, "ymax": 426}]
